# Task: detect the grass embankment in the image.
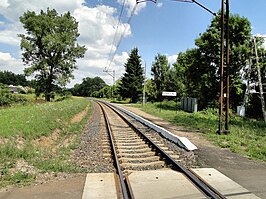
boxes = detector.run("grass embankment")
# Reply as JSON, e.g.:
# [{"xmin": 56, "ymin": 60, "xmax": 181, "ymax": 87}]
[
  {"xmin": 133, "ymin": 101, "xmax": 266, "ymax": 162},
  {"xmin": 0, "ymin": 97, "xmax": 92, "ymax": 188}
]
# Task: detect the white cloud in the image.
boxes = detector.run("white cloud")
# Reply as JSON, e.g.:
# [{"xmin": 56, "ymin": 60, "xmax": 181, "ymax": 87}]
[
  {"xmin": 0, "ymin": 0, "xmax": 85, "ymax": 22},
  {"xmin": 254, "ymin": 34, "xmax": 266, "ymax": 49},
  {"xmin": 0, "ymin": 0, "xmax": 138, "ymax": 86},
  {"xmin": 0, "ymin": 52, "xmax": 24, "ymax": 74},
  {"xmin": 117, "ymin": 0, "xmax": 146, "ymax": 16},
  {"xmin": 0, "ymin": 23, "xmax": 22, "ymax": 46},
  {"xmin": 156, "ymin": 2, "xmax": 163, "ymax": 8},
  {"xmin": 167, "ymin": 54, "xmax": 178, "ymax": 65},
  {"xmin": 0, "ymin": 0, "xmax": 10, "ymax": 9},
  {"xmin": 74, "ymin": 5, "xmax": 131, "ymax": 48}
]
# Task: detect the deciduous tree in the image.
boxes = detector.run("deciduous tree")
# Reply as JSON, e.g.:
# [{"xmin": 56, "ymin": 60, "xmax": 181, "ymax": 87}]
[
  {"xmin": 151, "ymin": 54, "xmax": 170, "ymax": 100},
  {"xmin": 19, "ymin": 8, "xmax": 86, "ymax": 101},
  {"xmin": 71, "ymin": 76, "xmax": 106, "ymax": 97},
  {"xmin": 172, "ymin": 13, "xmax": 253, "ymax": 109},
  {"xmin": 0, "ymin": 71, "xmax": 28, "ymax": 86}
]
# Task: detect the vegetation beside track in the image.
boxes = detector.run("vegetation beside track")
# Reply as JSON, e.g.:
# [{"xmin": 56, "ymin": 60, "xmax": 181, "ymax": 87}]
[
  {"xmin": 0, "ymin": 97, "xmax": 92, "ymax": 188},
  {"xmin": 132, "ymin": 101, "xmax": 266, "ymax": 162}
]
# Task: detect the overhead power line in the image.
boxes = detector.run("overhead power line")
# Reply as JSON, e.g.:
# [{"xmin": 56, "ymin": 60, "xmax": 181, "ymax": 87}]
[
  {"xmin": 105, "ymin": 2, "xmax": 137, "ymax": 72},
  {"xmin": 105, "ymin": 0, "xmax": 126, "ymax": 72}
]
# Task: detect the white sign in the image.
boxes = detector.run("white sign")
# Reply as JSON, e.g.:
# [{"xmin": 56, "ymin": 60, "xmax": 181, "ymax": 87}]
[{"xmin": 162, "ymin": 91, "xmax": 177, "ymax": 97}]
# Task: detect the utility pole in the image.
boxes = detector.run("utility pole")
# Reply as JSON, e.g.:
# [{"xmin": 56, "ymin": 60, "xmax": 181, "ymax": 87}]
[
  {"xmin": 253, "ymin": 36, "xmax": 266, "ymax": 122},
  {"xmin": 217, "ymin": 0, "xmax": 230, "ymax": 134},
  {"xmin": 218, "ymin": 0, "xmax": 225, "ymax": 134},
  {"xmin": 225, "ymin": 0, "xmax": 230, "ymax": 132}
]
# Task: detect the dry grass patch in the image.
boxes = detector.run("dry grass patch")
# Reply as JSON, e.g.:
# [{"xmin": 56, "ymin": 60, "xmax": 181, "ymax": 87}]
[
  {"xmin": 71, "ymin": 106, "xmax": 88, "ymax": 124},
  {"xmin": 32, "ymin": 128, "xmax": 61, "ymax": 148}
]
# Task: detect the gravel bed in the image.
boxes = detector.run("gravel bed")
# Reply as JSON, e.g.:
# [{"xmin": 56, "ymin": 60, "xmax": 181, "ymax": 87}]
[
  {"xmin": 73, "ymin": 102, "xmax": 115, "ymax": 173},
  {"xmin": 74, "ymin": 101, "xmax": 197, "ymax": 173}
]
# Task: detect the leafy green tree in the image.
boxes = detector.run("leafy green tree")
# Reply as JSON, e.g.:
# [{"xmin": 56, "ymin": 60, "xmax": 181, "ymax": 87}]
[
  {"xmin": 118, "ymin": 48, "xmax": 144, "ymax": 103},
  {"xmin": 194, "ymin": 13, "xmax": 252, "ymax": 108},
  {"xmin": 0, "ymin": 71, "xmax": 28, "ymax": 86},
  {"xmin": 172, "ymin": 13, "xmax": 252, "ymax": 109},
  {"xmin": 172, "ymin": 50, "xmax": 201, "ymax": 98},
  {"xmin": 0, "ymin": 83, "xmax": 29, "ymax": 106},
  {"xmin": 151, "ymin": 54, "xmax": 170, "ymax": 100},
  {"xmin": 19, "ymin": 8, "xmax": 86, "ymax": 101},
  {"xmin": 71, "ymin": 76, "xmax": 106, "ymax": 97},
  {"xmin": 145, "ymin": 79, "xmax": 156, "ymax": 102}
]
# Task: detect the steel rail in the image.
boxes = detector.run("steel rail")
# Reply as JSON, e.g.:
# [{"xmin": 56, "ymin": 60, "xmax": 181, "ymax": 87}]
[
  {"xmin": 97, "ymin": 102, "xmax": 130, "ymax": 199},
  {"xmin": 99, "ymin": 100, "xmax": 226, "ymax": 199}
]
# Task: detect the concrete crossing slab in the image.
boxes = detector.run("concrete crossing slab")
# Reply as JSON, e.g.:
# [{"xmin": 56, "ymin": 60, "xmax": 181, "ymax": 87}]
[
  {"xmin": 191, "ymin": 168, "xmax": 261, "ymax": 199},
  {"xmin": 126, "ymin": 169, "xmax": 205, "ymax": 199},
  {"xmin": 82, "ymin": 173, "xmax": 119, "ymax": 199}
]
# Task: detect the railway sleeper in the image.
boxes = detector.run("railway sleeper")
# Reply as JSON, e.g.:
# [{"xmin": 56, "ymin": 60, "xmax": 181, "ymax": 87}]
[
  {"xmin": 116, "ymin": 143, "xmax": 148, "ymax": 149},
  {"xmin": 102, "ymin": 149, "xmax": 112, "ymax": 154},
  {"xmin": 111, "ymin": 127, "xmax": 132, "ymax": 132},
  {"xmin": 120, "ymin": 156, "xmax": 161, "ymax": 163},
  {"xmin": 115, "ymin": 139, "xmax": 144, "ymax": 144},
  {"xmin": 118, "ymin": 151, "xmax": 156, "ymax": 158},
  {"xmin": 117, "ymin": 147, "xmax": 153, "ymax": 154},
  {"xmin": 114, "ymin": 135, "xmax": 142, "ymax": 139},
  {"xmin": 103, "ymin": 153, "xmax": 111, "ymax": 157},
  {"xmin": 101, "ymin": 144, "xmax": 111, "ymax": 148},
  {"xmin": 121, "ymin": 161, "xmax": 166, "ymax": 170}
]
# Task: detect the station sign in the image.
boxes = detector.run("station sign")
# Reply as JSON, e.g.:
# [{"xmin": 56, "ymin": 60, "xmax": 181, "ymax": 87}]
[{"xmin": 162, "ymin": 91, "xmax": 177, "ymax": 97}]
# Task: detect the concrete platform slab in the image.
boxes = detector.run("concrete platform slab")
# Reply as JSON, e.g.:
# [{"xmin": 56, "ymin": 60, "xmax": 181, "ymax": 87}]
[
  {"xmin": 82, "ymin": 173, "xmax": 119, "ymax": 199},
  {"xmin": 191, "ymin": 168, "xmax": 261, "ymax": 199},
  {"xmin": 126, "ymin": 169, "xmax": 205, "ymax": 199}
]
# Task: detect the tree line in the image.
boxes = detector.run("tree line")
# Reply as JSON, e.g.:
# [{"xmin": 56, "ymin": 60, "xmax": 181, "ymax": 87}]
[
  {"xmin": 116, "ymin": 13, "xmax": 266, "ymax": 119},
  {"xmin": 2, "ymin": 8, "xmax": 265, "ymax": 119}
]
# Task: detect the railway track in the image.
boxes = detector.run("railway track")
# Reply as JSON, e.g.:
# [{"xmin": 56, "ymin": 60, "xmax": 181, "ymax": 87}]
[{"xmin": 96, "ymin": 100, "xmax": 226, "ymax": 199}]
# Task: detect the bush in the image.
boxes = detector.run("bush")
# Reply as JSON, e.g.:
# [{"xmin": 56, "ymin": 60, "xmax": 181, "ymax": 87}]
[
  {"xmin": 0, "ymin": 85, "xmax": 13, "ymax": 106},
  {"xmin": 0, "ymin": 84, "xmax": 29, "ymax": 106}
]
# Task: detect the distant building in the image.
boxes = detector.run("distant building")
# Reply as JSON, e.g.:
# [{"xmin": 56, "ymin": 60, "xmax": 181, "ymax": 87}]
[{"xmin": 8, "ymin": 85, "xmax": 26, "ymax": 94}]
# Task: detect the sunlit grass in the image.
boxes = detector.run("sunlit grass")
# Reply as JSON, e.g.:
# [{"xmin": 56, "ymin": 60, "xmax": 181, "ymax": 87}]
[
  {"xmin": 0, "ymin": 98, "xmax": 89, "ymax": 138},
  {"xmin": 132, "ymin": 101, "xmax": 266, "ymax": 161},
  {"xmin": 0, "ymin": 97, "xmax": 92, "ymax": 187}
]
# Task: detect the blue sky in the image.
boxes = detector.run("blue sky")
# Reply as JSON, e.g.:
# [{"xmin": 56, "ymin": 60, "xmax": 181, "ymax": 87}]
[{"xmin": 0, "ymin": 0, "xmax": 265, "ymax": 86}]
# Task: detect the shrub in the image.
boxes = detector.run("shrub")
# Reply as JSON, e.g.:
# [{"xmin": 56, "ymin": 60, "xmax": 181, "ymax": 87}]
[{"xmin": 0, "ymin": 84, "xmax": 29, "ymax": 106}]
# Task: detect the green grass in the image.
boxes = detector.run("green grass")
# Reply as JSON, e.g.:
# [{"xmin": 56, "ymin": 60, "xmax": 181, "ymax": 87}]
[
  {"xmin": 0, "ymin": 171, "xmax": 36, "ymax": 188},
  {"xmin": 132, "ymin": 101, "xmax": 266, "ymax": 161},
  {"xmin": 0, "ymin": 97, "xmax": 92, "ymax": 187},
  {"xmin": 0, "ymin": 97, "xmax": 89, "ymax": 138}
]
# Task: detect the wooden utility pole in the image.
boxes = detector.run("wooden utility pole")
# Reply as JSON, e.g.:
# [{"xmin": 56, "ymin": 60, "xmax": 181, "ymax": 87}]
[
  {"xmin": 218, "ymin": 0, "xmax": 225, "ymax": 134},
  {"xmin": 217, "ymin": 0, "xmax": 230, "ymax": 134},
  {"xmin": 225, "ymin": 0, "xmax": 230, "ymax": 131}
]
